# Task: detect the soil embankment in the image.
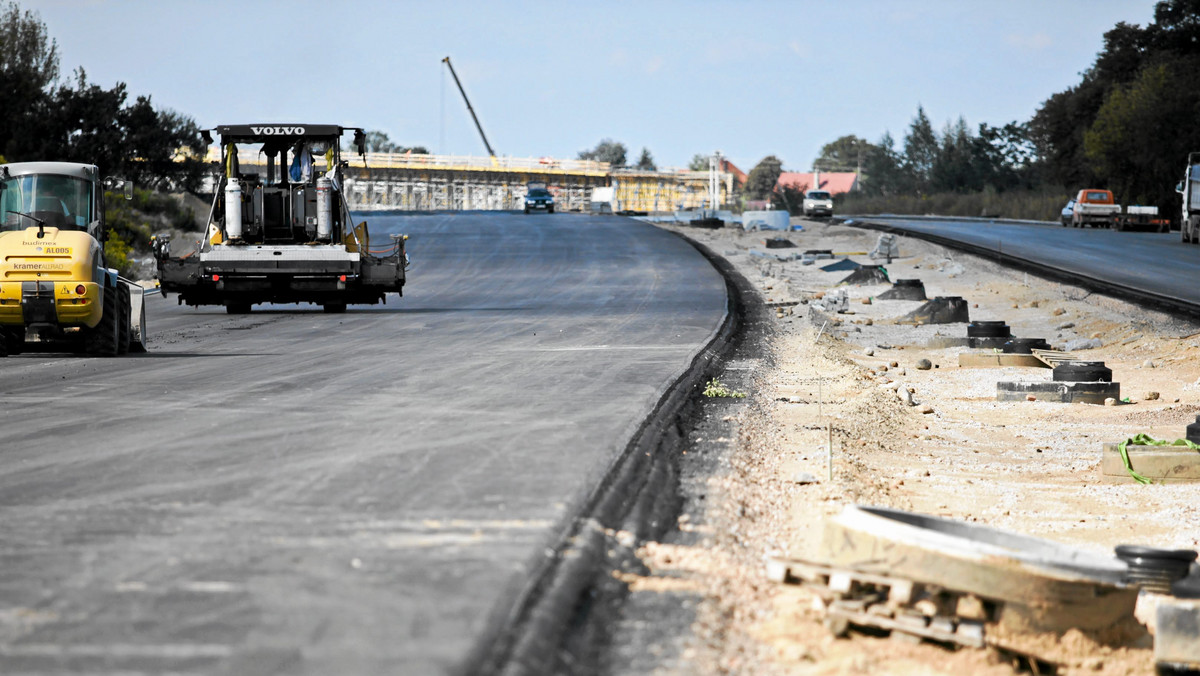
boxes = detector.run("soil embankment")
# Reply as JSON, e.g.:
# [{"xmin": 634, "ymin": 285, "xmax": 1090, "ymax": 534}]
[{"xmin": 608, "ymin": 218, "xmax": 1200, "ymax": 675}]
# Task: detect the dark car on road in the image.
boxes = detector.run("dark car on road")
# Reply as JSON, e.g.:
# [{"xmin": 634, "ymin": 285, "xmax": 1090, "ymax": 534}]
[{"xmin": 524, "ymin": 188, "xmax": 555, "ymax": 214}]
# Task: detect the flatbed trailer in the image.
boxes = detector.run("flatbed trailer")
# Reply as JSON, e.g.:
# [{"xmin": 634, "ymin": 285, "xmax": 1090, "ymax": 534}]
[{"xmin": 1113, "ymin": 205, "xmax": 1169, "ymax": 232}]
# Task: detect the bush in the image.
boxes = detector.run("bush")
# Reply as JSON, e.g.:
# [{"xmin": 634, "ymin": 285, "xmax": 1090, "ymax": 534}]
[
  {"xmin": 103, "ymin": 228, "xmax": 135, "ymax": 278},
  {"xmin": 103, "ymin": 187, "xmax": 196, "ymax": 256},
  {"xmin": 838, "ymin": 188, "xmax": 1069, "ymax": 222}
]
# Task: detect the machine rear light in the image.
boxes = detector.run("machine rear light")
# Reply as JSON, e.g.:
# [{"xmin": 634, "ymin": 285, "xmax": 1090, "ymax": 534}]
[
  {"xmin": 74, "ymin": 284, "xmax": 86, "ymax": 295},
  {"xmin": 212, "ymin": 274, "xmax": 220, "ymax": 282},
  {"xmin": 339, "ymin": 275, "xmax": 347, "ymax": 282}
]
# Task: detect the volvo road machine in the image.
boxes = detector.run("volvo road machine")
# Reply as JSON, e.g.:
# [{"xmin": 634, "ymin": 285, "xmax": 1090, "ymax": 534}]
[{"xmin": 156, "ymin": 124, "xmax": 407, "ymax": 313}]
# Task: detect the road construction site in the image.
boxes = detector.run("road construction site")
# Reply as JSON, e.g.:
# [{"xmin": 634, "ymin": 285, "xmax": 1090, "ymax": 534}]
[
  {"xmin": 609, "ymin": 217, "xmax": 1200, "ymax": 675},
  {"xmin": 4, "ymin": 209, "xmax": 1200, "ymax": 675},
  {"xmin": 0, "ymin": 212, "xmax": 730, "ymax": 674}
]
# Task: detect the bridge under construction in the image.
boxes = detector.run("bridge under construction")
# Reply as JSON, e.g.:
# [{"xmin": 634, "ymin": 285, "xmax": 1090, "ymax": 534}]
[
  {"xmin": 207, "ymin": 149, "xmax": 734, "ymax": 213},
  {"xmin": 341, "ymin": 153, "xmax": 734, "ymax": 213}
]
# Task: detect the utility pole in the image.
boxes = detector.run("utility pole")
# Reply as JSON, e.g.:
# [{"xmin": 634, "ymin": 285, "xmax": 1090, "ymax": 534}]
[{"xmin": 709, "ymin": 150, "xmax": 723, "ymax": 213}]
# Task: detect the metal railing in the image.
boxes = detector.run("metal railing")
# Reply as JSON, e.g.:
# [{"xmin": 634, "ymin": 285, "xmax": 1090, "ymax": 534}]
[{"xmin": 203, "ymin": 147, "xmax": 612, "ymax": 175}]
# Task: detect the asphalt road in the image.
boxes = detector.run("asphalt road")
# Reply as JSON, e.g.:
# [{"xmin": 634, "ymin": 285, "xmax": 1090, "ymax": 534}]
[
  {"xmin": 855, "ymin": 216, "xmax": 1200, "ymax": 307},
  {"xmin": 0, "ymin": 212, "xmax": 727, "ymax": 675}
]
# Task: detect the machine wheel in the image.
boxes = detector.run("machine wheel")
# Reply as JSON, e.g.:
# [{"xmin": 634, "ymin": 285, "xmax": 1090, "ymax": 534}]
[
  {"xmin": 117, "ymin": 284, "xmax": 131, "ymax": 355},
  {"xmin": 524, "ymin": 207, "xmax": 530, "ymax": 214},
  {"xmin": 130, "ymin": 295, "xmax": 148, "ymax": 353},
  {"xmin": 547, "ymin": 206, "xmax": 554, "ymax": 214},
  {"xmin": 226, "ymin": 303, "xmax": 252, "ymax": 314},
  {"xmin": 3, "ymin": 327, "xmax": 23, "ymax": 355},
  {"xmin": 83, "ymin": 285, "xmax": 119, "ymax": 357},
  {"xmin": 322, "ymin": 303, "xmax": 347, "ymax": 314}
]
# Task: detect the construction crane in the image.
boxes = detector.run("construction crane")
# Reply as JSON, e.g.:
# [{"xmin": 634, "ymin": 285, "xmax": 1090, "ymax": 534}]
[{"xmin": 442, "ymin": 56, "xmax": 496, "ymax": 158}]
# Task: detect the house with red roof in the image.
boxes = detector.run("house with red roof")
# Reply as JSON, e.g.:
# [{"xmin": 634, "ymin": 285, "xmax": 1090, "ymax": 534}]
[
  {"xmin": 721, "ymin": 159, "xmax": 747, "ymax": 185},
  {"xmin": 776, "ymin": 171, "xmax": 858, "ymax": 195}
]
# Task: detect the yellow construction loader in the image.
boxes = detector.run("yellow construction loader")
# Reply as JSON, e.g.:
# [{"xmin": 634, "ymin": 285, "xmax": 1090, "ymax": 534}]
[{"xmin": 0, "ymin": 161, "xmax": 147, "ymax": 357}]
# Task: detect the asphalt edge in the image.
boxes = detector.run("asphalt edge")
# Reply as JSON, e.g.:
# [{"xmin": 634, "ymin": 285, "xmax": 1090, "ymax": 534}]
[
  {"xmin": 850, "ymin": 219, "xmax": 1200, "ymax": 320},
  {"xmin": 461, "ymin": 225, "xmax": 753, "ymax": 676}
]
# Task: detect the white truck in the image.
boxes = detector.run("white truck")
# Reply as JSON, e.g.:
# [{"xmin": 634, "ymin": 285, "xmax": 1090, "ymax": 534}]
[
  {"xmin": 802, "ymin": 190, "xmax": 833, "ymax": 218},
  {"xmin": 1178, "ymin": 152, "xmax": 1200, "ymax": 243}
]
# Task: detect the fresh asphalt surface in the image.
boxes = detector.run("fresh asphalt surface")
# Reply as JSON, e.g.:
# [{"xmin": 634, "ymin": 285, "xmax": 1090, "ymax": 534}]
[
  {"xmin": 855, "ymin": 216, "xmax": 1200, "ymax": 306},
  {"xmin": 0, "ymin": 212, "xmax": 727, "ymax": 675}
]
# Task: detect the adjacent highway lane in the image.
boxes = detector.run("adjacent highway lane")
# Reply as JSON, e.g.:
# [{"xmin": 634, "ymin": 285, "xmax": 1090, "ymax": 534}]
[
  {"xmin": 854, "ymin": 216, "xmax": 1200, "ymax": 309},
  {"xmin": 0, "ymin": 212, "xmax": 727, "ymax": 674}
]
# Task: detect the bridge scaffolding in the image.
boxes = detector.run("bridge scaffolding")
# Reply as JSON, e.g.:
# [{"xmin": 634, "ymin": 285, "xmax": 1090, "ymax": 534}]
[{"xmin": 204, "ymin": 149, "xmax": 732, "ymax": 213}]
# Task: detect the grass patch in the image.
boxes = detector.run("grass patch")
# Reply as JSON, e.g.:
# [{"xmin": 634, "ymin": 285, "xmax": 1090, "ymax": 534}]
[{"xmin": 704, "ymin": 378, "xmax": 747, "ymax": 398}]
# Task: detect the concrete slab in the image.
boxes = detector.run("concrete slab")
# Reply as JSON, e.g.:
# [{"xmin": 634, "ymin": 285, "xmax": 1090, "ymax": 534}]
[
  {"xmin": 926, "ymin": 336, "xmax": 971, "ymax": 348},
  {"xmin": 819, "ymin": 505, "xmax": 1136, "ymax": 634},
  {"xmin": 1156, "ymin": 599, "xmax": 1200, "ymax": 670},
  {"xmin": 930, "ymin": 338, "xmax": 1012, "ymax": 350},
  {"xmin": 958, "ymin": 353, "xmax": 1048, "ymax": 368},
  {"xmin": 1100, "ymin": 442, "xmax": 1200, "ymax": 483},
  {"xmin": 996, "ymin": 381, "xmax": 1120, "ymax": 404}
]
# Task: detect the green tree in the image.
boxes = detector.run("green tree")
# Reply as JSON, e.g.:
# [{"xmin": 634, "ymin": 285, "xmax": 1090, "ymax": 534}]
[
  {"xmin": 744, "ymin": 155, "xmax": 783, "ymax": 201},
  {"xmin": 860, "ymin": 132, "xmax": 905, "ymax": 196},
  {"xmin": 771, "ymin": 186, "xmax": 806, "ymax": 215},
  {"xmin": 688, "ymin": 153, "xmax": 710, "ymax": 171},
  {"xmin": 120, "ymin": 96, "xmax": 206, "ymax": 190},
  {"xmin": 7, "ymin": 68, "xmax": 204, "ymax": 191},
  {"xmin": 1085, "ymin": 62, "xmax": 1200, "ymax": 207},
  {"xmin": 578, "ymin": 138, "xmax": 627, "ymax": 167},
  {"xmin": 1028, "ymin": 1, "xmax": 1200, "ymax": 190},
  {"xmin": 0, "ymin": 1, "xmax": 58, "ymax": 160},
  {"xmin": 365, "ymin": 130, "xmax": 399, "ymax": 153},
  {"xmin": 363, "ymin": 130, "xmax": 428, "ymax": 154},
  {"xmin": 903, "ymin": 105, "xmax": 938, "ymax": 193},
  {"xmin": 0, "ymin": 0, "xmax": 57, "ymax": 88},
  {"xmin": 816, "ymin": 135, "xmax": 872, "ymax": 170},
  {"xmin": 635, "ymin": 147, "xmax": 656, "ymax": 171}
]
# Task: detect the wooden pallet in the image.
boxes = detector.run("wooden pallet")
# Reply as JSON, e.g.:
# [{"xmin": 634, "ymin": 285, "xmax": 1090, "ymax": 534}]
[
  {"xmin": 1030, "ymin": 349, "xmax": 1080, "ymax": 368},
  {"xmin": 766, "ymin": 557, "xmax": 1060, "ymax": 672}
]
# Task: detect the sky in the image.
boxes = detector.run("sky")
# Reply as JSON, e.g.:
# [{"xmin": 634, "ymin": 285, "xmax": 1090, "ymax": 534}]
[{"xmin": 27, "ymin": 0, "xmax": 1157, "ymax": 173}]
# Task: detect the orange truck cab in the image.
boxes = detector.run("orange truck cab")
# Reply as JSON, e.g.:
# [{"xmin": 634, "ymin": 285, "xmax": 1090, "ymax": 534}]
[{"xmin": 1070, "ymin": 189, "xmax": 1120, "ymax": 228}]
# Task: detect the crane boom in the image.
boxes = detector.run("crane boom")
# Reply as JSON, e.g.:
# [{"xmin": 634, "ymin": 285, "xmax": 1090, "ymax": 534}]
[{"xmin": 442, "ymin": 56, "xmax": 496, "ymax": 158}]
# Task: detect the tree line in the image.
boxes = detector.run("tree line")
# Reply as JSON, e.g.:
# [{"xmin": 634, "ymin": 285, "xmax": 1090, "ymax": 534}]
[
  {"xmin": 0, "ymin": 2, "xmax": 208, "ymax": 191},
  {"xmin": 578, "ymin": 139, "xmax": 657, "ymax": 170},
  {"xmin": 743, "ymin": 0, "xmax": 1200, "ymax": 218}
]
